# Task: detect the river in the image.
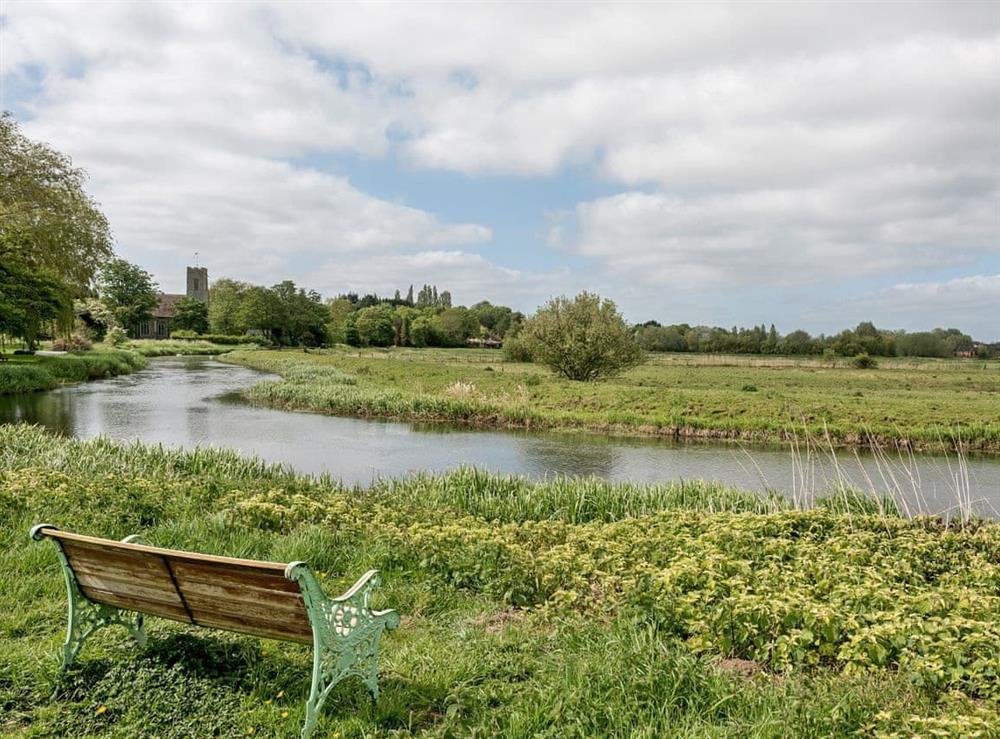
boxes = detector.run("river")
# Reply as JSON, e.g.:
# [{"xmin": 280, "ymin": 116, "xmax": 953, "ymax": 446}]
[{"xmin": 2, "ymin": 355, "xmax": 998, "ymax": 517}]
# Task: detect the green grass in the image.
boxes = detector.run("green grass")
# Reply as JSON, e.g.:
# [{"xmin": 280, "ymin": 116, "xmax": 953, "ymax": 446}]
[
  {"xmin": 0, "ymin": 350, "xmax": 147, "ymax": 395},
  {"xmin": 220, "ymin": 347, "xmax": 1000, "ymax": 452},
  {"xmin": 1, "ymin": 425, "xmax": 998, "ymax": 737},
  {"xmin": 120, "ymin": 339, "xmax": 258, "ymax": 357}
]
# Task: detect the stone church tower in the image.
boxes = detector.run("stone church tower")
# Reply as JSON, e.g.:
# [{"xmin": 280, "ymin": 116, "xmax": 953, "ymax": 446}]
[{"xmin": 186, "ymin": 266, "xmax": 209, "ymax": 304}]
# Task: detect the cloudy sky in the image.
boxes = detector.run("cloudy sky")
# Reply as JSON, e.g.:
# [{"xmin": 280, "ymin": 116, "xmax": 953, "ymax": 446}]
[{"xmin": 2, "ymin": 1, "xmax": 998, "ymax": 338}]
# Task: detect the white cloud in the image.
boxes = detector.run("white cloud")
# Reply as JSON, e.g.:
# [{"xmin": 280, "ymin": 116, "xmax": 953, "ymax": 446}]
[
  {"xmin": 2, "ymin": 1, "xmax": 997, "ymax": 329},
  {"xmin": 828, "ymin": 275, "xmax": 1000, "ymax": 339}
]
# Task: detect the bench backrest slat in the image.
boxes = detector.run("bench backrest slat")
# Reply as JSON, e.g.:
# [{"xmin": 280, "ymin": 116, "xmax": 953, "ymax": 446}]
[{"xmin": 44, "ymin": 529, "xmax": 314, "ymax": 644}]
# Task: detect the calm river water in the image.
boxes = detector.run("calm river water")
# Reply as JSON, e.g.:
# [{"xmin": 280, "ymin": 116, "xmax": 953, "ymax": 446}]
[{"xmin": 2, "ymin": 356, "xmax": 998, "ymax": 517}]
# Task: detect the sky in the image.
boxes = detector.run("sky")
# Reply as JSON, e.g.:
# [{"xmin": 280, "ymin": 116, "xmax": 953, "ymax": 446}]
[{"xmin": 2, "ymin": 1, "xmax": 998, "ymax": 339}]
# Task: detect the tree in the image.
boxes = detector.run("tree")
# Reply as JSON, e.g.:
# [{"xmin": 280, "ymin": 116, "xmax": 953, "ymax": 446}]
[
  {"xmin": 0, "ymin": 245, "xmax": 72, "ymax": 348},
  {"xmin": 1, "ymin": 112, "xmax": 113, "ymax": 295},
  {"xmin": 520, "ymin": 292, "xmax": 645, "ymax": 381},
  {"xmin": 96, "ymin": 258, "xmax": 159, "ymax": 336},
  {"xmin": 208, "ymin": 279, "xmax": 247, "ymax": 335},
  {"xmin": 433, "ymin": 306, "xmax": 478, "ymax": 346},
  {"xmin": 237, "ymin": 286, "xmax": 282, "ymax": 340},
  {"xmin": 173, "ymin": 297, "xmax": 209, "ymax": 333},
  {"xmin": 354, "ymin": 304, "xmax": 395, "ymax": 347},
  {"xmin": 325, "ymin": 298, "xmax": 354, "ymax": 344}
]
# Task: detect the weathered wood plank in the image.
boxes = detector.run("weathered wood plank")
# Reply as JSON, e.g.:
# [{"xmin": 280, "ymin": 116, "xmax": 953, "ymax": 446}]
[
  {"xmin": 77, "ymin": 586, "xmax": 191, "ymax": 622},
  {"xmin": 192, "ymin": 612, "xmax": 313, "ymax": 644},
  {"xmin": 47, "ymin": 530, "xmax": 290, "ymax": 572}
]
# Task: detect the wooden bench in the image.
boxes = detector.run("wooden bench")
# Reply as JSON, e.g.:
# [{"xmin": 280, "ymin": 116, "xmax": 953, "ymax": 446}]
[{"xmin": 30, "ymin": 524, "xmax": 399, "ymax": 738}]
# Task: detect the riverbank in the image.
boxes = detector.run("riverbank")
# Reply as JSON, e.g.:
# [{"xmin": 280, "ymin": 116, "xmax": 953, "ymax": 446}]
[
  {"xmin": 122, "ymin": 339, "xmax": 258, "ymax": 356},
  {"xmin": 2, "ymin": 425, "xmax": 998, "ymax": 737},
  {"xmin": 221, "ymin": 348, "xmax": 1000, "ymax": 452},
  {"xmin": 0, "ymin": 350, "xmax": 146, "ymax": 395}
]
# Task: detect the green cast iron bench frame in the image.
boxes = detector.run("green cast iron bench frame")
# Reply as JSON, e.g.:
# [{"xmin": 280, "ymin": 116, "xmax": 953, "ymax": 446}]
[{"xmin": 30, "ymin": 524, "xmax": 399, "ymax": 738}]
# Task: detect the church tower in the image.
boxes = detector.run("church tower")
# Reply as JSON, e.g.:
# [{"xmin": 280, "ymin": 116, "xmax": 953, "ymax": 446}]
[{"xmin": 186, "ymin": 266, "xmax": 209, "ymax": 304}]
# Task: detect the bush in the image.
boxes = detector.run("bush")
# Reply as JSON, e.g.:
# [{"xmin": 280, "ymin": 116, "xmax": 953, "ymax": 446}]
[
  {"xmin": 520, "ymin": 292, "xmax": 645, "ymax": 381},
  {"xmin": 51, "ymin": 335, "xmax": 93, "ymax": 352},
  {"xmin": 502, "ymin": 336, "xmax": 534, "ymax": 362},
  {"xmin": 853, "ymin": 353, "xmax": 878, "ymax": 369},
  {"xmin": 106, "ymin": 326, "xmax": 128, "ymax": 346},
  {"xmin": 169, "ymin": 329, "xmax": 199, "ymax": 340}
]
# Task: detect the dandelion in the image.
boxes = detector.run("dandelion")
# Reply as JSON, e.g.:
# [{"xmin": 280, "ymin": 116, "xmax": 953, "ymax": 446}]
[
  {"xmin": 96, "ymin": 705, "xmax": 107, "ymax": 715},
  {"xmin": 281, "ymin": 711, "xmax": 289, "ymax": 719},
  {"xmin": 276, "ymin": 690, "xmax": 285, "ymax": 699},
  {"xmin": 246, "ymin": 728, "xmax": 256, "ymax": 736}
]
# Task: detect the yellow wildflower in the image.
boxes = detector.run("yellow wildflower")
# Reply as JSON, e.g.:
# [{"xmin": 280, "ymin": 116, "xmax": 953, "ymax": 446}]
[{"xmin": 96, "ymin": 705, "xmax": 107, "ymax": 715}]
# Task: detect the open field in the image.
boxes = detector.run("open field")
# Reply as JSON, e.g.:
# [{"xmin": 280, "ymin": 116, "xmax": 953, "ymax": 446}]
[
  {"xmin": 0, "ymin": 350, "xmax": 146, "ymax": 395},
  {"xmin": 2, "ymin": 425, "xmax": 998, "ymax": 737},
  {"xmin": 221, "ymin": 348, "xmax": 1000, "ymax": 452}
]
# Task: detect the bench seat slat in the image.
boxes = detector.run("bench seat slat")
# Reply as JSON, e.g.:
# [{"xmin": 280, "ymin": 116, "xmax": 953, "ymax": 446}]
[
  {"xmin": 76, "ymin": 587, "xmax": 192, "ymax": 622},
  {"xmin": 168, "ymin": 561, "xmax": 302, "ymax": 594},
  {"xmin": 191, "ymin": 612, "xmax": 314, "ymax": 644}
]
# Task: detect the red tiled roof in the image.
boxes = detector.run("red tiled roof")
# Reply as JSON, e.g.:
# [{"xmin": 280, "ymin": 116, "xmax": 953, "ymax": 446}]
[{"xmin": 153, "ymin": 293, "xmax": 184, "ymax": 318}]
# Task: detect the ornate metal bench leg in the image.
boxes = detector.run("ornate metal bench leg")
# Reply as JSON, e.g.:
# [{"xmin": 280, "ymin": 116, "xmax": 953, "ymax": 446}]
[
  {"xmin": 37, "ymin": 530, "xmax": 146, "ymax": 669},
  {"xmin": 286, "ymin": 565, "xmax": 399, "ymax": 739}
]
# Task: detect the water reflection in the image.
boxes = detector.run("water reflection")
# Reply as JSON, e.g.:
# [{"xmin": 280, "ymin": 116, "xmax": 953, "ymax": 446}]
[{"xmin": 1, "ymin": 355, "xmax": 998, "ymax": 517}]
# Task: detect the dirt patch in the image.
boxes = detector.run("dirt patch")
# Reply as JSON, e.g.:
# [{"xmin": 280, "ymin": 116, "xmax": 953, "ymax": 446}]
[
  {"xmin": 714, "ymin": 657, "xmax": 767, "ymax": 678},
  {"xmin": 470, "ymin": 608, "xmax": 529, "ymax": 635}
]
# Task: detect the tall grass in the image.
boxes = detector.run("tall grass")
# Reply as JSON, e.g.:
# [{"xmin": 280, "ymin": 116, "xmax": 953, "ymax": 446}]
[
  {"xmin": 0, "ymin": 350, "xmax": 146, "ymax": 395},
  {"xmin": 122, "ymin": 339, "xmax": 258, "ymax": 357}
]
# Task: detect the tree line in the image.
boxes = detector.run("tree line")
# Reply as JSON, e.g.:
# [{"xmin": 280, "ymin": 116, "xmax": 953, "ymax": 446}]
[{"xmin": 634, "ymin": 321, "xmax": 989, "ymax": 359}]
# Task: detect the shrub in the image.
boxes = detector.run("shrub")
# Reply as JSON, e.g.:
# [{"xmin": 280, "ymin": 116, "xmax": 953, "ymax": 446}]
[
  {"xmin": 853, "ymin": 353, "xmax": 878, "ymax": 369},
  {"xmin": 169, "ymin": 329, "xmax": 199, "ymax": 340},
  {"xmin": 106, "ymin": 326, "xmax": 128, "ymax": 346},
  {"xmin": 52, "ymin": 335, "xmax": 93, "ymax": 352},
  {"xmin": 502, "ymin": 336, "xmax": 534, "ymax": 363},
  {"xmin": 520, "ymin": 292, "xmax": 644, "ymax": 381}
]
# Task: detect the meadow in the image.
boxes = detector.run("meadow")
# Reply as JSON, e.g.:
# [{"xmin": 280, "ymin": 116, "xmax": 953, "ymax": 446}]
[
  {"xmin": 221, "ymin": 347, "xmax": 1000, "ymax": 452},
  {"xmin": 2, "ymin": 425, "xmax": 998, "ymax": 737},
  {"xmin": 0, "ymin": 350, "xmax": 147, "ymax": 395}
]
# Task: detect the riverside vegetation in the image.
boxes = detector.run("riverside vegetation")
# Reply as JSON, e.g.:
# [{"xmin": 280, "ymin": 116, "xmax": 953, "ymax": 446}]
[
  {"xmin": 221, "ymin": 347, "xmax": 1000, "ymax": 452},
  {"xmin": 0, "ymin": 350, "xmax": 146, "ymax": 395},
  {"xmin": 2, "ymin": 424, "xmax": 999, "ymax": 737}
]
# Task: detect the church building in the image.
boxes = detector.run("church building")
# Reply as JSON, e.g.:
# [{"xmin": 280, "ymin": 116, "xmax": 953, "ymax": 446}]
[{"xmin": 135, "ymin": 267, "xmax": 209, "ymax": 339}]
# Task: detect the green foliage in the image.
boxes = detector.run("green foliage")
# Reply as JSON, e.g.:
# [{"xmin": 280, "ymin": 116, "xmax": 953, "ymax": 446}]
[
  {"xmin": 0, "ymin": 350, "xmax": 145, "ymax": 394},
  {"xmin": 208, "ymin": 278, "xmax": 327, "ymax": 346},
  {"xmin": 2, "ymin": 427, "xmax": 998, "ymax": 736},
  {"xmin": 853, "ymin": 353, "xmax": 879, "ymax": 369},
  {"xmin": 123, "ymin": 339, "xmax": 256, "ymax": 357},
  {"xmin": 501, "ymin": 336, "xmax": 533, "ymax": 362},
  {"xmin": 97, "ymin": 258, "xmax": 160, "ymax": 336},
  {"xmin": 0, "ymin": 112, "xmax": 113, "ymax": 294},
  {"xmin": 105, "ymin": 326, "xmax": 128, "ymax": 347},
  {"xmin": 171, "ymin": 296, "xmax": 209, "ymax": 333},
  {"xmin": 0, "ymin": 244, "xmax": 72, "ymax": 348},
  {"xmin": 521, "ymin": 292, "xmax": 645, "ymax": 381},
  {"xmin": 355, "ymin": 304, "xmax": 396, "ymax": 347}
]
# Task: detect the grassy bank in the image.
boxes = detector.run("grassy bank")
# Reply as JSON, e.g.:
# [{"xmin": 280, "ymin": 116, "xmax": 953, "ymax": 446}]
[
  {"xmin": 2, "ymin": 425, "xmax": 998, "ymax": 737},
  {"xmin": 221, "ymin": 348, "xmax": 1000, "ymax": 452},
  {"xmin": 0, "ymin": 350, "xmax": 147, "ymax": 395},
  {"xmin": 122, "ymin": 339, "xmax": 258, "ymax": 357}
]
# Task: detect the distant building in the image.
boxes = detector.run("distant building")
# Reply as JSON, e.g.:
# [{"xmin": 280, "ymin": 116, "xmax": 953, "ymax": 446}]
[{"xmin": 135, "ymin": 267, "xmax": 209, "ymax": 339}]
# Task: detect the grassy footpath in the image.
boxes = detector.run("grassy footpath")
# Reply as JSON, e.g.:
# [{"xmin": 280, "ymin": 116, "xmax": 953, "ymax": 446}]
[
  {"xmin": 2, "ymin": 425, "xmax": 998, "ymax": 737},
  {"xmin": 221, "ymin": 348, "xmax": 1000, "ymax": 452},
  {"xmin": 0, "ymin": 351, "xmax": 147, "ymax": 395}
]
